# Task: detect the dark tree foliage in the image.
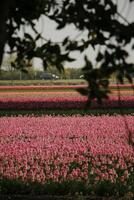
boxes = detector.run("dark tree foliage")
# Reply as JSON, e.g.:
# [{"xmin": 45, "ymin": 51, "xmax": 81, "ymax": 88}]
[{"xmin": 0, "ymin": 0, "xmax": 134, "ymax": 102}]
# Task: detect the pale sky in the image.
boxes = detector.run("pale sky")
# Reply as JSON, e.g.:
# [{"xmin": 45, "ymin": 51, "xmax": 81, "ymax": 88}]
[
  {"xmin": 3, "ymin": 0, "xmax": 134, "ymax": 70},
  {"xmin": 33, "ymin": 0, "xmax": 134, "ymax": 70}
]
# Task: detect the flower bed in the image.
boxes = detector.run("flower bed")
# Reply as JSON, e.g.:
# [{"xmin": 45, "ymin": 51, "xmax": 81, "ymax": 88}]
[
  {"xmin": 0, "ymin": 85, "xmax": 85, "ymax": 90},
  {"xmin": 0, "ymin": 115, "xmax": 134, "ymax": 196},
  {"xmin": 0, "ymin": 96, "xmax": 134, "ymax": 110},
  {"xmin": 0, "ymin": 90, "xmax": 133, "ymax": 99},
  {"xmin": 0, "ymin": 84, "xmax": 133, "ymax": 91},
  {"xmin": 0, "ymin": 91, "xmax": 82, "ymax": 98}
]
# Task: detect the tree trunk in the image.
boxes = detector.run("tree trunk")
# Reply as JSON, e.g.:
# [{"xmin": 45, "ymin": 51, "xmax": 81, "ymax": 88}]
[{"xmin": 0, "ymin": 0, "xmax": 12, "ymax": 66}]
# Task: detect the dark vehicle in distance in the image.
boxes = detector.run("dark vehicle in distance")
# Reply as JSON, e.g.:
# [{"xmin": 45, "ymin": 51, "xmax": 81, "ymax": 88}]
[{"xmin": 40, "ymin": 73, "xmax": 59, "ymax": 80}]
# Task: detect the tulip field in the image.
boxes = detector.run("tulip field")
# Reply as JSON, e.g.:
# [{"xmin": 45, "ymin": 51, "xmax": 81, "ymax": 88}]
[
  {"xmin": 0, "ymin": 115, "xmax": 134, "ymax": 197},
  {"xmin": 0, "ymin": 84, "xmax": 133, "ymax": 112},
  {"xmin": 0, "ymin": 96, "xmax": 134, "ymax": 111},
  {"xmin": 0, "ymin": 84, "xmax": 134, "ymax": 198}
]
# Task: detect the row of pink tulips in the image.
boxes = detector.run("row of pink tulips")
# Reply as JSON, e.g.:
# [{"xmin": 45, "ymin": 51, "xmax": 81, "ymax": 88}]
[
  {"xmin": 0, "ymin": 85, "xmax": 85, "ymax": 90},
  {"xmin": 0, "ymin": 84, "xmax": 133, "ymax": 90},
  {"xmin": 0, "ymin": 91, "xmax": 82, "ymax": 98},
  {"xmin": 0, "ymin": 115, "xmax": 134, "ymax": 184},
  {"xmin": 0, "ymin": 90, "xmax": 133, "ymax": 99},
  {"xmin": 0, "ymin": 96, "xmax": 134, "ymax": 110}
]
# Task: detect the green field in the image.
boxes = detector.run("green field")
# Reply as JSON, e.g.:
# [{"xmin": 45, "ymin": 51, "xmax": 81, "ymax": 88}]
[
  {"xmin": 0, "ymin": 78, "xmax": 133, "ymax": 86},
  {"xmin": 0, "ymin": 79, "xmax": 86, "ymax": 86}
]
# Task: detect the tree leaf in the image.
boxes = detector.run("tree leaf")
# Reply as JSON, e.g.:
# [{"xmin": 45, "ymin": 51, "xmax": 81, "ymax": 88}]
[{"xmin": 76, "ymin": 88, "xmax": 89, "ymax": 96}]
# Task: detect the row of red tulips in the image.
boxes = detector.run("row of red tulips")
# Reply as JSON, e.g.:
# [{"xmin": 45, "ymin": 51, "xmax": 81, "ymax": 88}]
[
  {"xmin": 0, "ymin": 84, "xmax": 133, "ymax": 90},
  {"xmin": 0, "ymin": 96, "xmax": 134, "ymax": 110}
]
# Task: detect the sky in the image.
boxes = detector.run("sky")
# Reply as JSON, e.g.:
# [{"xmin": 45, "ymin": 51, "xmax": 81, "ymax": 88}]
[
  {"xmin": 33, "ymin": 0, "xmax": 134, "ymax": 70},
  {"xmin": 34, "ymin": 16, "xmax": 90, "ymax": 69},
  {"xmin": 3, "ymin": 0, "xmax": 134, "ymax": 70}
]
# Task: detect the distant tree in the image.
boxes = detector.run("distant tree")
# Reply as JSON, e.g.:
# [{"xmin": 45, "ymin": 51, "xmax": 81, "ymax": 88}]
[
  {"xmin": 64, "ymin": 68, "xmax": 82, "ymax": 79},
  {"xmin": 0, "ymin": 0, "xmax": 134, "ymax": 102}
]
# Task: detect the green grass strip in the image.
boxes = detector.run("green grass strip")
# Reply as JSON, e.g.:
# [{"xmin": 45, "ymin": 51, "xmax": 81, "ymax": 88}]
[
  {"xmin": 0, "ymin": 89, "xmax": 80, "ymax": 93},
  {"xmin": 0, "ymin": 108, "xmax": 134, "ymax": 117},
  {"xmin": 0, "ymin": 79, "xmax": 86, "ymax": 86}
]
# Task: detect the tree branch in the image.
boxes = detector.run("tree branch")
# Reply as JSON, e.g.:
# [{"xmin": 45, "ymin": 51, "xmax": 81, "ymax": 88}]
[{"xmin": 0, "ymin": 0, "xmax": 13, "ymax": 66}]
